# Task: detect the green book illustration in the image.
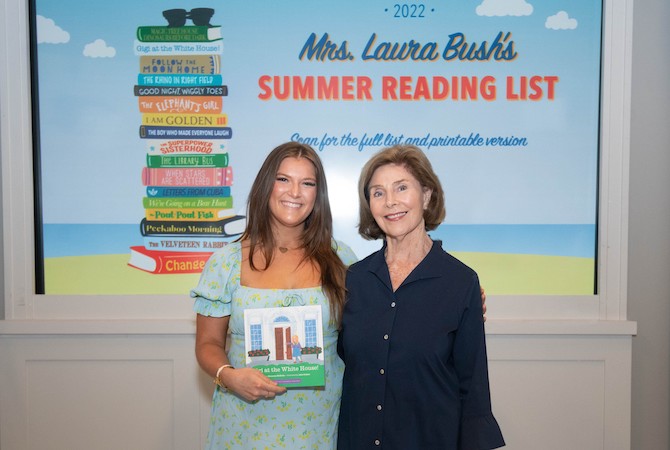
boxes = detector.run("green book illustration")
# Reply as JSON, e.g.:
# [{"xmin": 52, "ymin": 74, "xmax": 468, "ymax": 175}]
[
  {"xmin": 136, "ymin": 25, "xmax": 222, "ymax": 43},
  {"xmin": 142, "ymin": 196, "xmax": 233, "ymax": 209},
  {"xmin": 146, "ymin": 153, "xmax": 229, "ymax": 168}
]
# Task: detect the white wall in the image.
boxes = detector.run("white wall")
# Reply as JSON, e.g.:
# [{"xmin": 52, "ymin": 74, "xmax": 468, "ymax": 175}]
[{"xmin": 629, "ymin": 0, "xmax": 670, "ymax": 449}]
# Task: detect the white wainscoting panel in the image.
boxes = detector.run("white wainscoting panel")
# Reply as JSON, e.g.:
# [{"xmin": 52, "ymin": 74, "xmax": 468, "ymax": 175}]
[
  {"xmin": 487, "ymin": 335, "xmax": 632, "ymax": 450},
  {"xmin": 0, "ymin": 322, "xmax": 633, "ymax": 450},
  {"xmin": 26, "ymin": 359, "xmax": 174, "ymax": 450},
  {"xmin": 0, "ymin": 332, "xmax": 207, "ymax": 450}
]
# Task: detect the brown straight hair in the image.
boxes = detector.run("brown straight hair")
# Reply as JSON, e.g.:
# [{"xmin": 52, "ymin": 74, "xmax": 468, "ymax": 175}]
[
  {"xmin": 240, "ymin": 142, "xmax": 347, "ymax": 325},
  {"xmin": 358, "ymin": 144, "xmax": 446, "ymax": 240}
]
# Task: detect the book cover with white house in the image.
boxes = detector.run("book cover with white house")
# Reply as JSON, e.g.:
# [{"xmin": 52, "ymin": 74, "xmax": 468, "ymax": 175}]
[{"xmin": 243, "ymin": 304, "xmax": 325, "ymax": 388}]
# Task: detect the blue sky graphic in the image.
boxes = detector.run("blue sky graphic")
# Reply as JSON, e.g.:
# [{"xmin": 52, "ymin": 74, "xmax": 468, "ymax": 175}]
[{"xmin": 35, "ymin": 0, "xmax": 602, "ymax": 257}]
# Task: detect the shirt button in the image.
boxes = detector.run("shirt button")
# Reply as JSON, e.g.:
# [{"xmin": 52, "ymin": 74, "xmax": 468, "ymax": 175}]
[
  {"xmin": 374, "ymin": 439, "xmax": 381, "ymax": 446},
  {"xmin": 377, "ymin": 404, "xmax": 383, "ymax": 410},
  {"xmin": 391, "ymin": 302, "xmax": 396, "ymax": 308},
  {"xmin": 380, "ymin": 368, "xmax": 385, "ymax": 375},
  {"xmin": 383, "ymin": 334, "xmax": 389, "ymax": 340}
]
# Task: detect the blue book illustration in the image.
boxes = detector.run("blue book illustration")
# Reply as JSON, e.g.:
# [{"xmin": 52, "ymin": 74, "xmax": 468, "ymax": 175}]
[
  {"xmin": 137, "ymin": 74, "xmax": 223, "ymax": 86},
  {"xmin": 146, "ymin": 186, "xmax": 232, "ymax": 198}
]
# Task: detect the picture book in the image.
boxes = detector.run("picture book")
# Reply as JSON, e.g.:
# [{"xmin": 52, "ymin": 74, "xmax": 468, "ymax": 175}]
[
  {"xmin": 136, "ymin": 25, "xmax": 222, "ymax": 43},
  {"xmin": 141, "ymin": 166, "xmax": 233, "ymax": 186},
  {"xmin": 145, "ymin": 186, "xmax": 231, "ymax": 198},
  {"xmin": 243, "ymin": 305, "xmax": 325, "ymax": 388},
  {"xmin": 140, "ymin": 215, "xmax": 246, "ymax": 237},
  {"xmin": 142, "ymin": 196, "xmax": 233, "ymax": 209},
  {"xmin": 143, "ymin": 235, "xmax": 236, "ymax": 252},
  {"xmin": 127, "ymin": 245, "xmax": 213, "ymax": 274}
]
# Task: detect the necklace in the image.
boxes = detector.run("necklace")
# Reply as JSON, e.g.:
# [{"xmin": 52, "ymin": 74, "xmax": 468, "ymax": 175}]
[
  {"xmin": 277, "ymin": 241, "xmax": 302, "ymax": 253},
  {"xmin": 278, "ymin": 245, "xmax": 300, "ymax": 253}
]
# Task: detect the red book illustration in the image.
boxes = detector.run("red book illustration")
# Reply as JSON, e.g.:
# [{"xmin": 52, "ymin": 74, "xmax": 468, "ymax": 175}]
[
  {"xmin": 128, "ymin": 245, "xmax": 213, "ymax": 274},
  {"xmin": 142, "ymin": 166, "xmax": 233, "ymax": 186}
]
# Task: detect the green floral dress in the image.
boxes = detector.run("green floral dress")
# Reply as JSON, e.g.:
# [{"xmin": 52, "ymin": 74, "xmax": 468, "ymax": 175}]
[{"xmin": 191, "ymin": 241, "xmax": 357, "ymax": 449}]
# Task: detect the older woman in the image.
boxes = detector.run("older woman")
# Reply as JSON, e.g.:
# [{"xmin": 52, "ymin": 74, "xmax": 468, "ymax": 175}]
[{"xmin": 337, "ymin": 145, "xmax": 504, "ymax": 449}]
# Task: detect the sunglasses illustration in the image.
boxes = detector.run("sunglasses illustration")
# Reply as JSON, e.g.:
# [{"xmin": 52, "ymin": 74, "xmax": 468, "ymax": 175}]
[{"xmin": 162, "ymin": 8, "xmax": 215, "ymax": 27}]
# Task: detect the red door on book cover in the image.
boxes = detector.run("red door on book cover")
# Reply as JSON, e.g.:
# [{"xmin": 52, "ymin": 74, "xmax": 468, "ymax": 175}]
[
  {"xmin": 274, "ymin": 328, "xmax": 284, "ymax": 360},
  {"xmin": 285, "ymin": 328, "xmax": 292, "ymax": 359}
]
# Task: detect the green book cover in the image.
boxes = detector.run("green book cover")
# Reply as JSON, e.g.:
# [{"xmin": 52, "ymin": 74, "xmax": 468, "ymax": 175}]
[
  {"xmin": 243, "ymin": 305, "xmax": 326, "ymax": 388},
  {"xmin": 136, "ymin": 25, "xmax": 222, "ymax": 43}
]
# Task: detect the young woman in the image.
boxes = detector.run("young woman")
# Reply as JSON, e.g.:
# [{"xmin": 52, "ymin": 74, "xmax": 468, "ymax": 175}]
[{"xmin": 192, "ymin": 142, "xmax": 356, "ymax": 449}]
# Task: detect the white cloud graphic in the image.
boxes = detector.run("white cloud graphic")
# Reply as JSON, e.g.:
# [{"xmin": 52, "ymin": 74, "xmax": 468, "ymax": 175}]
[
  {"xmin": 545, "ymin": 11, "xmax": 578, "ymax": 30},
  {"xmin": 476, "ymin": 0, "xmax": 533, "ymax": 17},
  {"xmin": 36, "ymin": 15, "xmax": 70, "ymax": 44},
  {"xmin": 83, "ymin": 39, "xmax": 116, "ymax": 58}
]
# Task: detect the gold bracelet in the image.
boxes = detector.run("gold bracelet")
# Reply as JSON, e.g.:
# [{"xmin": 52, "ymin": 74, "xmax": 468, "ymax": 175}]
[{"xmin": 214, "ymin": 364, "xmax": 234, "ymax": 389}]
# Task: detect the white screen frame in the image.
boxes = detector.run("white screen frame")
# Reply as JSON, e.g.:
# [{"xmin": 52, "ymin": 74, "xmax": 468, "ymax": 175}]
[{"xmin": 0, "ymin": 0, "xmax": 633, "ymax": 324}]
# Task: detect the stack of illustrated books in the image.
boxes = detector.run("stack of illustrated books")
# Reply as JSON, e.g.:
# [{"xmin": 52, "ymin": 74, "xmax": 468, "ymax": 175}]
[{"xmin": 128, "ymin": 9, "xmax": 246, "ymax": 274}]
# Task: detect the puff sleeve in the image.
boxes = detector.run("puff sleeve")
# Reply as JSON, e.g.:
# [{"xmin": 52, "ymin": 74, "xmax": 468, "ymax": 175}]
[
  {"xmin": 334, "ymin": 239, "xmax": 358, "ymax": 266},
  {"xmin": 190, "ymin": 243, "xmax": 241, "ymax": 318}
]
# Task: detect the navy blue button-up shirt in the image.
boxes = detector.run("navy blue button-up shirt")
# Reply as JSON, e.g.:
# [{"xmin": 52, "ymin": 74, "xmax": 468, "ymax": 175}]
[{"xmin": 337, "ymin": 240, "xmax": 504, "ymax": 450}]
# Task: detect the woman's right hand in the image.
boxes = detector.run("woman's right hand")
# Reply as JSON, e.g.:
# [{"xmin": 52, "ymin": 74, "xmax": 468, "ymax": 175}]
[
  {"xmin": 222, "ymin": 367, "xmax": 287, "ymax": 402},
  {"xmin": 195, "ymin": 314, "xmax": 286, "ymax": 401}
]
